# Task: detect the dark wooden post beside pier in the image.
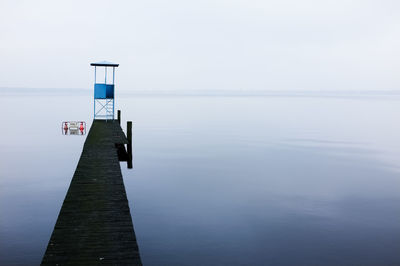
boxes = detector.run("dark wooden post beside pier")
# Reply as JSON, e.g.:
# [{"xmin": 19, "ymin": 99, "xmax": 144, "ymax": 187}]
[
  {"xmin": 127, "ymin": 121, "xmax": 133, "ymax": 169},
  {"xmin": 118, "ymin": 110, "xmax": 121, "ymax": 125}
]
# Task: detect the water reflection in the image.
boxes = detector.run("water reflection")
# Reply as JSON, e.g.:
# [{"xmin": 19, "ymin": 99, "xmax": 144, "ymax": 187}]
[{"xmin": 122, "ymin": 129, "xmax": 400, "ymax": 265}]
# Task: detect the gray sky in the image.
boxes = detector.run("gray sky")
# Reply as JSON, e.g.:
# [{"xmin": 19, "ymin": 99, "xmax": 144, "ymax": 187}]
[{"xmin": 0, "ymin": 0, "xmax": 399, "ymax": 91}]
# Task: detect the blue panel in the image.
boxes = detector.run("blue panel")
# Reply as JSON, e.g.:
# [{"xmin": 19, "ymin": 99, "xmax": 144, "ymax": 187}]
[
  {"xmin": 94, "ymin": 84, "xmax": 107, "ymax": 99},
  {"xmin": 95, "ymin": 84, "xmax": 114, "ymax": 99},
  {"xmin": 106, "ymin": 84, "xmax": 114, "ymax": 98}
]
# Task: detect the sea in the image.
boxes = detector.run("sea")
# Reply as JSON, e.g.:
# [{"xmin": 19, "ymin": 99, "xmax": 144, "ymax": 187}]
[{"xmin": 1, "ymin": 89, "xmax": 400, "ymax": 265}]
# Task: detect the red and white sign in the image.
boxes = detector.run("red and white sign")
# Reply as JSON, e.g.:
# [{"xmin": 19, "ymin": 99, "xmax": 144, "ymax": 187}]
[{"xmin": 62, "ymin": 121, "xmax": 86, "ymax": 135}]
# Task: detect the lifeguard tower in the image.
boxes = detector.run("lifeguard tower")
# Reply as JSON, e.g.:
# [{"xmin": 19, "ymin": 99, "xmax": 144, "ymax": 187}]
[{"xmin": 91, "ymin": 61, "xmax": 119, "ymax": 120}]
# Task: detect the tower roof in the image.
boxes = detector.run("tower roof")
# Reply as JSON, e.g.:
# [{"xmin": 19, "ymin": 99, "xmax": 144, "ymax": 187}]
[{"xmin": 90, "ymin": 61, "xmax": 119, "ymax": 67}]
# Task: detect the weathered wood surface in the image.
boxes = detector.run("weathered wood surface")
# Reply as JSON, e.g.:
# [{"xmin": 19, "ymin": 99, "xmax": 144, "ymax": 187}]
[{"xmin": 41, "ymin": 120, "xmax": 141, "ymax": 265}]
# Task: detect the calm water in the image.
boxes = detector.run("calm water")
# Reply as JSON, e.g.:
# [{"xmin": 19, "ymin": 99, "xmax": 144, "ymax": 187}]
[{"xmin": 1, "ymin": 90, "xmax": 400, "ymax": 265}]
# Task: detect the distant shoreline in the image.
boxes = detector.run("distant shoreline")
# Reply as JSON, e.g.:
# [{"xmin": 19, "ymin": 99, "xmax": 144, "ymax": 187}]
[{"xmin": 1, "ymin": 87, "xmax": 400, "ymax": 99}]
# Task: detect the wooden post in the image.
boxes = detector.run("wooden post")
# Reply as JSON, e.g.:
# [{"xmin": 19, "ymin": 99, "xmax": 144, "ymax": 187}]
[
  {"xmin": 117, "ymin": 110, "xmax": 121, "ymax": 125},
  {"xmin": 127, "ymin": 121, "xmax": 133, "ymax": 169}
]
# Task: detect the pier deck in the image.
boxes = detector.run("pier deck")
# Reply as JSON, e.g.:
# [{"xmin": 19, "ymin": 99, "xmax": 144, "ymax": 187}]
[{"xmin": 41, "ymin": 120, "xmax": 141, "ymax": 265}]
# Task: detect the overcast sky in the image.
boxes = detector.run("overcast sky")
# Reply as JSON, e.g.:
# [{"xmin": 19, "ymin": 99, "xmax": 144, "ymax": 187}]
[{"xmin": 0, "ymin": 0, "xmax": 399, "ymax": 91}]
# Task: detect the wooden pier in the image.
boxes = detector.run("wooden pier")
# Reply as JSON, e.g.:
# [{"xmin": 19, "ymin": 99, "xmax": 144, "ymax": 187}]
[{"xmin": 41, "ymin": 119, "xmax": 141, "ymax": 265}]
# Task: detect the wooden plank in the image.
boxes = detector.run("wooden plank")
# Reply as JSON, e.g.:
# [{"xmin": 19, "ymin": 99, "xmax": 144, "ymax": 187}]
[{"xmin": 41, "ymin": 120, "xmax": 142, "ymax": 265}]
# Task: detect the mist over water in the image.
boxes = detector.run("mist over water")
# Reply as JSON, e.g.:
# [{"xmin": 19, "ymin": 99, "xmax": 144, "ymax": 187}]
[{"xmin": 1, "ymin": 90, "xmax": 400, "ymax": 265}]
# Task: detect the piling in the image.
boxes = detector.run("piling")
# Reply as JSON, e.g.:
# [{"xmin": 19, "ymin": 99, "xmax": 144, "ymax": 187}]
[
  {"xmin": 127, "ymin": 121, "xmax": 133, "ymax": 169},
  {"xmin": 118, "ymin": 110, "xmax": 121, "ymax": 125}
]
